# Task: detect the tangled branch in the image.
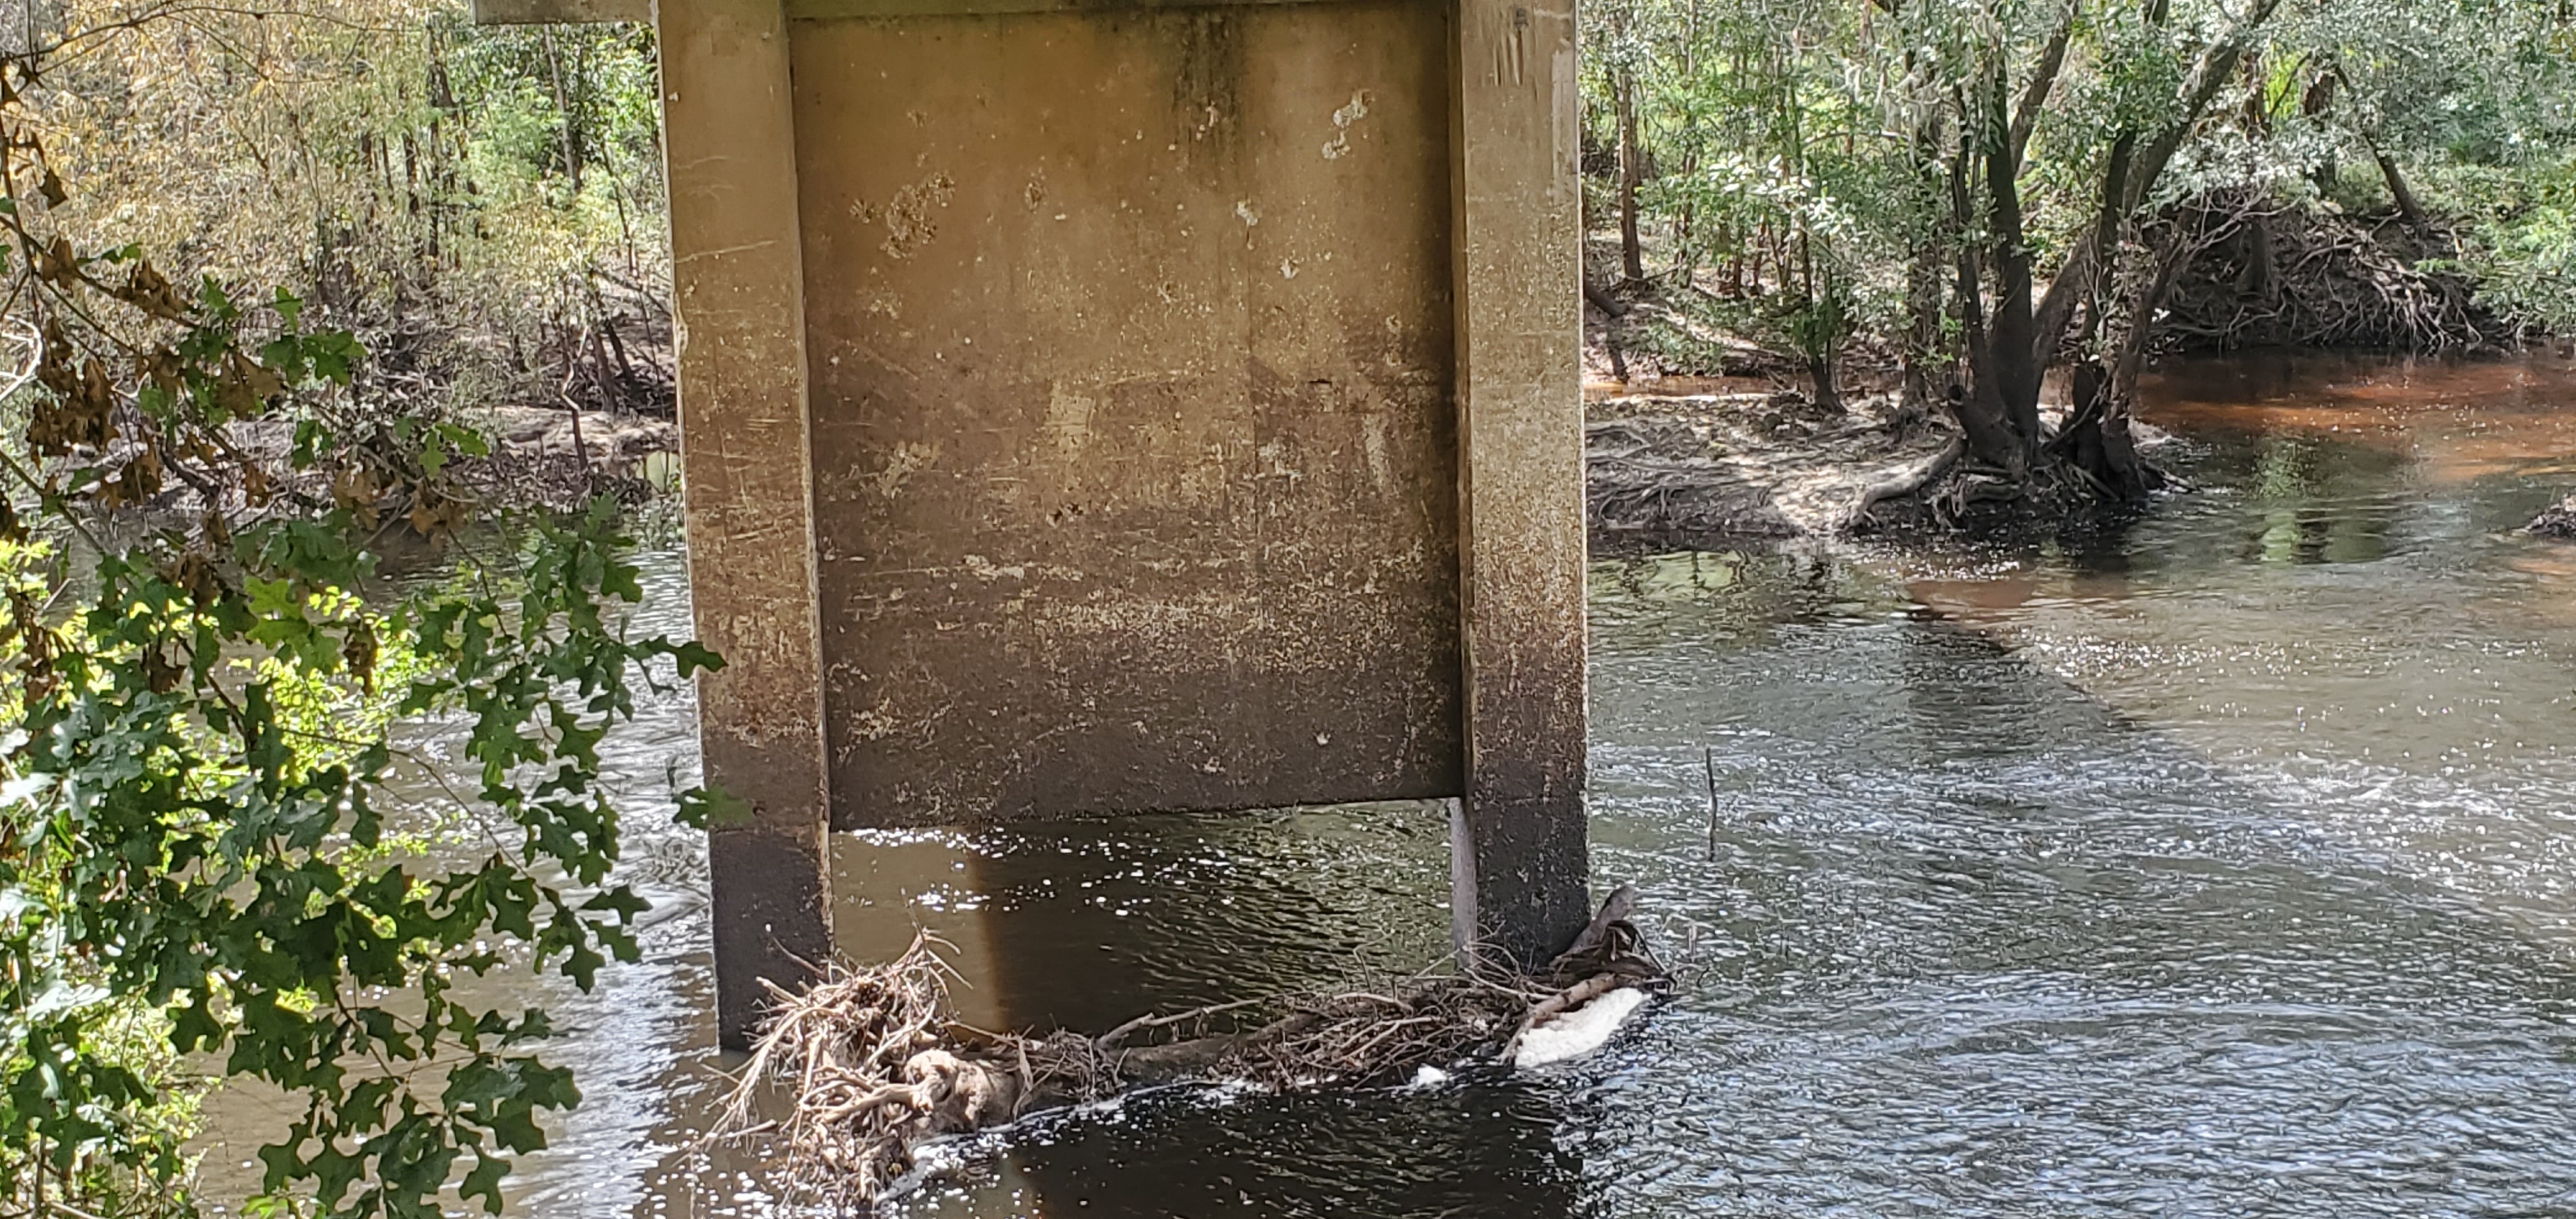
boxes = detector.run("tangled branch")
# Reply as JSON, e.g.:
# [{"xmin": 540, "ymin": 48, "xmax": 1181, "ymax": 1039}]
[{"xmin": 717, "ymin": 888, "xmax": 1667, "ymax": 1210}]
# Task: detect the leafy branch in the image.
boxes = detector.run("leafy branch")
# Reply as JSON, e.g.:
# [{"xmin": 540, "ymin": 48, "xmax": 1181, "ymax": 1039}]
[{"xmin": 0, "ymin": 26, "xmax": 720, "ymax": 1219}]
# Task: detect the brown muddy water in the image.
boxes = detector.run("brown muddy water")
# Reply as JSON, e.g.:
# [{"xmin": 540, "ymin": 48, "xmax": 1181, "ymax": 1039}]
[{"xmin": 196, "ymin": 350, "xmax": 2576, "ymax": 1216}]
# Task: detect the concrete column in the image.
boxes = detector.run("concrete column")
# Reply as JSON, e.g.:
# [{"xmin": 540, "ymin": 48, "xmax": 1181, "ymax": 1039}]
[
  {"xmin": 654, "ymin": 0, "xmax": 833, "ymax": 1049},
  {"xmin": 1448, "ymin": 0, "xmax": 1591, "ymax": 968}
]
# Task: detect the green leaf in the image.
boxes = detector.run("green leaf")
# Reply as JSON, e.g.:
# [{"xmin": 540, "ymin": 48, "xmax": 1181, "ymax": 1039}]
[
  {"xmin": 675, "ymin": 786, "xmax": 754, "ymax": 831},
  {"xmin": 306, "ymin": 331, "xmax": 366, "ymax": 384},
  {"xmin": 668, "ymin": 640, "xmax": 725, "ymax": 677},
  {"xmin": 460, "ymin": 1150, "xmax": 509, "ymax": 1213},
  {"xmin": 196, "ymin": 275, "xmax": 238, "ymax": 319},
  {"xmin": 435, "ymin": 422, "xmax": 493, "ymax": 458}
]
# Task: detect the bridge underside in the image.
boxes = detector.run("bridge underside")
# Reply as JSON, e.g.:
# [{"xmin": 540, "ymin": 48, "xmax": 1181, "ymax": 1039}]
[{"xmin": 485, "ymin": 0, "xmax": 1593, "ymax": 1046}]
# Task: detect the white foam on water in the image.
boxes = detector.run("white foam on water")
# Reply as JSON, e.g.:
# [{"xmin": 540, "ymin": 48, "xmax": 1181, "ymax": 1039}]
[{"xmin": 1200, "ymin": 1078, "xmax": 1273, "ymax": 1107}]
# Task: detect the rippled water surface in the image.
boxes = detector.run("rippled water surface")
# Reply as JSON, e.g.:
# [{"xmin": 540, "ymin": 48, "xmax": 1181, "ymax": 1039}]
[{"xmin": 195, "ymin": 351, "xmax": 2576, "ymax": 1216}]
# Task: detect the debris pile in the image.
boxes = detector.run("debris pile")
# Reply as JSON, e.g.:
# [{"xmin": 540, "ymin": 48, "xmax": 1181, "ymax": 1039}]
[
  {"xmin": 717, "ymin": 887, "xmax": 1664, "ymax": 1208},
  {"xmin": 2531, "ymin": 494, "xmax": 2576, "ymax": 539}
]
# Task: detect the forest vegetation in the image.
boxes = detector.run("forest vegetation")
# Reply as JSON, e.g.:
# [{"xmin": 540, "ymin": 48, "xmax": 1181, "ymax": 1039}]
[
  {"xmin": 0, "ymin": 4, "xmax": 699, "ymax": 1217},
  {"xmin": 23, "ymin": 0, "xmax": 672, "ymax": 422},
  {"xmin": 1579, "ymin": 0, "xmax": 2576, "ymax": 511}
]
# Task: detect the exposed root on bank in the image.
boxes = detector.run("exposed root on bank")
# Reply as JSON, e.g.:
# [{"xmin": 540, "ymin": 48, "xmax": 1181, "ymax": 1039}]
[
  {"xmin": 1844, "ymin": 437, "xmax": 1964, "ymax": 532},
  {"xmin": 2159, "ymin": 198, "xmax": 2506, "ymax": 352},
  {"xmin": 715, "ymin": 888, "xmax": 1665, "ymax": 1209},
  {"xmin": 1874, "ymin": 437, "xmax": 2179, "ymax": 535}
]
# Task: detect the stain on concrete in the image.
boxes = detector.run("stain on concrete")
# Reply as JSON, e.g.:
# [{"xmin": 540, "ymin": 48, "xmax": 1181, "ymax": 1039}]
[
  {"xmin": 1321, "ymin": 88, "xmax": 1371, "ymax": 159},
  {"xmin": 871, "ymin": 440, "xmax": 938, "ymax": 498},
  {"xmin": 880, "ymin": 171, "xmax": 956, "ymax": 258}
]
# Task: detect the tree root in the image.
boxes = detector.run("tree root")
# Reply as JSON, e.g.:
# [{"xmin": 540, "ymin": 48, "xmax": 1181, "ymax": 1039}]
[
  {"xmin": 714, "ymin": 889, "xmax": 1665, "ymax": 1209},
  {"xmin": 1844, "ymin": 437, "xmax": 1964, "ymax": 533},
  {"xmin": 2158, "ymin": 195, "xmax": 2508, "ymax": 352}
]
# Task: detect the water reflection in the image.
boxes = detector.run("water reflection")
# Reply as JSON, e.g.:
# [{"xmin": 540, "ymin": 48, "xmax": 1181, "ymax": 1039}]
[{"xmin": 2141, "ymin": 348, "xmax": 2576, "ymax": 488}]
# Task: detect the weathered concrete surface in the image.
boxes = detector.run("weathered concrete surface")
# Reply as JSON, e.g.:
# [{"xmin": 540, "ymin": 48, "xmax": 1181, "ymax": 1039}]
[
  {"xmin": 1448, "ymin": 0, "xmax": 1590, "ymax": 968},
  {"xmin": 659, "ymin": 0, "xmax": 834, "ymax": 1049},
  {"xmin": 792, "ymin": 3, "xmax": 1466, "ymax": 827},
  {"xmin": 636, "ymin": 0, "xmax": 1592, "ymax": 1027}
]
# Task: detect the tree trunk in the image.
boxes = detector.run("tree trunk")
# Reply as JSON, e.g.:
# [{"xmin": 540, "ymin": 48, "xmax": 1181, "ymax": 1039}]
[
  {"xmin": 1947, "ymin": 137, "xmax": 2030, "ymax": 480},
  {"xmin": 2060, "ymin": 228, "xmax": 2187, "ymax": 502},
  {"xmin": 2302, "ymin": 72, "xmax": 2338, "ymax": 195},
  {"xmin": 1584, "ymin": 272, "xmax": 1630, "ymax": 382},
  {"xmin": 543, "ymin": 29, "xmax": 583, "ymax": 195},
  {"xmin": 1953, "ymin": 254, "xmax": 2029, "ymax": 477},
  {"xmin": 2088, "ymin": 385, "xmax": 2152, "ymax": 498},
  {"xmin": 1616, "ymin": 73, "xmax": 1644, "ymax": 282},
  {"xmin": 2237, "ymin": 211, "xmax": 2276, "ymax": 302},
  {"xmin": 2374, "ymin": 146, "xmax": 2429, "ymax": 236},
  {"xmin": 1982, "ymin": 135, "xmax": 2044, "ymax": 461},
  {"xmin": 1954, "ymin": 0, "xmax": 2280, "ymax": 509},
  {"xmin": 1807, "ymin": 352, "xmax": 1842, "ymax": 415},
  {"xmin": 1582, "ymin": 273, "xmax": 1628, "ymax": 318}
]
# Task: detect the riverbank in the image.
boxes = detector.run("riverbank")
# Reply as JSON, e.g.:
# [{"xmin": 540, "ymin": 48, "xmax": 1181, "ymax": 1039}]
[
  {"xmin": 1574, "ymin": 197, "xmax": 2549, "ymax": 544},
  {"xmin": 1583, "ymin": 380, "xmax": 2196, "ymax": 542},
  {"xmin": 1584, "ymin": 387, "xmax": 1956, "ymax": 539},
  {"xmin": 463, "ymin": 403, "xmax": 675, "ymax": 510}
]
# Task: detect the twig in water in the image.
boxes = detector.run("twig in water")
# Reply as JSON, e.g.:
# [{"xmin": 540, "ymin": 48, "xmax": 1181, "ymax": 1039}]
[{"xmin": 1703, "ymin": 746, "xmax": 1720, "ymax": 862}]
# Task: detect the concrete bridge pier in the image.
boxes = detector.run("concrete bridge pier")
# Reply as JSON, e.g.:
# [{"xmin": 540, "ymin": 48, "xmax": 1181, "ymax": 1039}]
[{"xmin": 482, "ymin": 0, "xmax": 1592, "ymax": 1050}]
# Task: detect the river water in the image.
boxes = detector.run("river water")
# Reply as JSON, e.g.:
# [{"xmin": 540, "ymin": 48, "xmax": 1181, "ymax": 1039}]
[{"xmin": 195, "ymin": 351, "xmax": 2576, "ymax": 1216}]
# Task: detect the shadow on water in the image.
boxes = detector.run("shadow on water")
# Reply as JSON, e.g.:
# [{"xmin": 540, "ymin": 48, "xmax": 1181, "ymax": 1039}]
[
  {"xmin": 833, "ymin": 804, "xmax": 1452, "ymax": 1034},
  {"xmin": 815, "ymin": 808, "xmax": 1593, "ymax": 1218}
]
